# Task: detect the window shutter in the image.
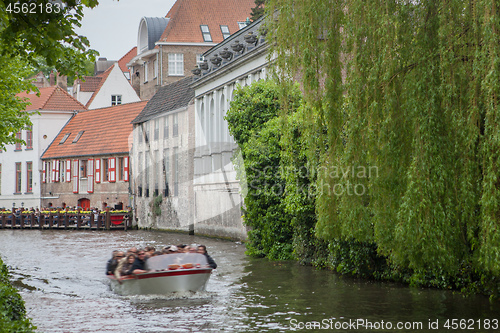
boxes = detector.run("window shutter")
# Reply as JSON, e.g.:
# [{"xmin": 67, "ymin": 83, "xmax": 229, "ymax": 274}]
[
  {"xmin": 124, "ymin": 156, "xmax": 129, "ymax": 182},
  {"xmin": 72, "ymin": 160, "xmax": 79, "ymax": 193},
  {"xmin": 66, "ymin": 160, "xmax": 71, "ymax": 182},
  {"xmin": 95, "ymin": 159, "xmax": 101, "ymax": 183},
  {"xmin": 55, "ymin": 160, "xmax": 60, "ymax": 182},
  {"xmin": 88, "ymin": 159, "xmax": 94, "ymax": 193},
  {"xmin": 42, "ymin": 161, "xmax": 46, "ymax": 183},
  {"xmin": 109, "ymin": 157, "xmax": 116, "ymax": 182},
  {"xmin": 51, "ymin": 161, "xmax": 56, "ymax": 182}
]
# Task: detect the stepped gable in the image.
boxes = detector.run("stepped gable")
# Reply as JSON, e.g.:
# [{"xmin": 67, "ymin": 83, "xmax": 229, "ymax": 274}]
[
  {"xmin": 131, "ymin": 76, "xmax": 194, "ymax": 124},
  {"xmin": 17, "ymin": 86, "xmax": 87, "ymax": 111},
  {"xmin": 158, "ymin": 0, "xmax": 255, "ymax": 43},
  {"xmin": 42, "ymin": 100, "xmax": 148, "ymax": 159}
]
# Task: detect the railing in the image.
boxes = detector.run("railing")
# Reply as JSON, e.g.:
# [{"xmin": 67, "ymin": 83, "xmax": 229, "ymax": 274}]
[{"xmin": 0, "ymin": 209, "xmax": 133, "ymax": 230}]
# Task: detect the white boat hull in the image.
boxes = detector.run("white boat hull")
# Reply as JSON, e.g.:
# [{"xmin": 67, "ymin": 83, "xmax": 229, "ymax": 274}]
[{"xmin": 108, "ymin": 268, "xmax": 212, "ymax": 295}]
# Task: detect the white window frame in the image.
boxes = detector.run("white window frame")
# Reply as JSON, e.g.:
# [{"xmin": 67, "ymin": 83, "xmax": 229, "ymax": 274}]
[
  {"xmin": 168, "ymin": 53, "xmax": 184, "ymax": 76},
  {"xmin": 144, "ymin": 61, "xmax": 149, "ymax": 82},
  {"xmin": 111, "ymin": 95, "xmax": 122, "ymax": 106},
  {"xmin": 154, "ymin": 57, "xmax": 158, "ymax": 78},
  {"xmin": 220, "ymin": 25, "xmax": 230, "ymax": 39}
]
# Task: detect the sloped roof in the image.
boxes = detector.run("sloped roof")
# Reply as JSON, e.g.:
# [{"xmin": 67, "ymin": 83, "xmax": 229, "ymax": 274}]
[
  {"xmin": 144, "ymin": 17, "xmax": 169, "ymax": 50},
  {"xmin": 118, "ymin": 47, "xmax": 137, "ymax": 73},
  {"xmin": 85, "ymin": 64, "xmax": 114, "ymax": 108},
  {"xmin": 132, "ymin": 76, "xmax": 194, "ymax": 124},
  {"xmin": 158, "ymin": 0, "xmax": 254, "ymax": 43},
  {"xmin": 78, "ymin": 76, "xmax": 102, "ymax": 92},
  {"xmin": 42, "ymin": 100, "xmax": 148, "ymax": 159},
  {"xmin": 17, "ymin": 86, "xmax": 87, "ymax": 111}
]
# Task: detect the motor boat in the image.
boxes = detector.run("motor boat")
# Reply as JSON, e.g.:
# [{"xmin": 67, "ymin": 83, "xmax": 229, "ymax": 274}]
[{"xmin": 107, "ymin": 253, "xmax": 213, "ymax": 295}]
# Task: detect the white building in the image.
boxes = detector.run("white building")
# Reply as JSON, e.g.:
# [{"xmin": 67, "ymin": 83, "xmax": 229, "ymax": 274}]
[
  {"xmin": 190, "ymin": 17, "xmax": 269, "ymax": 240},
  {"xmin": 0, "ymin": 86, "xmax": 87, "ymax": 209},
  {"xmin": 131, "ymin": 77, "xmax": 195, "ymax": 232},
  {"xmin": 72, "ymin": 63, "xmax": 140, "ymax": 110}
]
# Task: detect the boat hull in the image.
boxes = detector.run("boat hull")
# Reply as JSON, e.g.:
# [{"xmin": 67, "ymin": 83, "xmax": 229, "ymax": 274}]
[{"xmin": 108, "ymin": 268, "xmax": 212, "ymax": 295}]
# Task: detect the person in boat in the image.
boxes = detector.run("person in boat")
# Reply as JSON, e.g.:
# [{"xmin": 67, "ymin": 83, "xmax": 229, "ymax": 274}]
[
  {"xmin": 177, "ymin": 244, "xmax": 188, "ymax": 253},
  {"xmin": 114, "ymin": 254, "xmax": 136, "ymax": 280},
  {"xmin": 197, "ymin": 245, "xmax": 217, "ymax": 269},
  {"xmin": 127, "ymin": 249, "xmax": 148, "ymax": 275},
  {"xmin": 106, "ymin": 250, "xmax": 121, "ymax": 275}
]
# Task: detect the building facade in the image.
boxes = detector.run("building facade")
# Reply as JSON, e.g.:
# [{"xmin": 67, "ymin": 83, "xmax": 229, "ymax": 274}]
[
  {"xmin": 41, "ymin": 101, "xmax": 148, "ymax": 210},
  {"xmin": 0, "ymin": 87, "xmax": 87, "ymax": 209},
  {"xmin": 127, "ymin": 0, "xmax": 255, "ymax": 100},
  {"xmin": 131, "ymin": 77, "xmax": 195, "ymax": 232},
  {"xmin": 190, "ymin": 17, "xmax": 269, "ymax": 240}
]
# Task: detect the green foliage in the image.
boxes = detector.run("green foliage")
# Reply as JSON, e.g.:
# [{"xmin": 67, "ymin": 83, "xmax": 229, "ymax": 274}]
[
  {"xmin": 0, "ymin": 257, "xmax": 36, "ymax": 332},
  {"xmin": 227, "ymin": 80, "xmax": 302, "ymax": 260},
  {"xmin": 263, "ymin": 0, "xmax": 500, "ymax": 296},
  {"xmin": 150, "ymin": 195, "xmax": 162, "ymax": 217},
  {"xmin": 250, "ymin": 0, "xmax": 266, "ymax": 21},
  {"xmin": 0, "ymin": 0, "xmax": 99, "ymax": 149}
]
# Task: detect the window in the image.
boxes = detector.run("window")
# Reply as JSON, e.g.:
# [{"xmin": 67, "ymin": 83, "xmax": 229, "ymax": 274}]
[
  {"xmin": 60, "ymin": 133, "xmax": 71, "ymax": 144},
  {"xmin": 138, "ymin": 126, "xmax": 143, "ymax": 144},
  {"xmin": 238, "ymin": 22, "xmax": 247, "ymax": 29},
  {"xmin": 173, "ymin": 113, "xmax": 179, "ymax": 137},
  {"xmin": 138, "ymin": 152, "xmax": 143, "ymax": 196},
  {"xmin": 111, "ymin": 95, "xmax": 122, "ymax": 106},
  {"xmin": 15, "ymin": 162, "xmax": 21, "ymax": 193},
  {"xmin": 145, "ymin": 153, "xmax": 149, "ymax": 197},
  {"xmin": 196, "ymin": 54, "xmax": 204, "ymax": 65},
  {"xmin": 200, "ymin": 25, "xmax": 212, "ymax": 42},
  {"xmin": 80, "ymin": 159, "xmax": 88, "ymax": 178},
  {"xmin": 144, "ymin": 61, "xmax": 149, "ymax": 82},
  {"xmin": 154, "ymin": 150, "xmax": 159, "ymax": 193},
  {"xmin": 144, "ymin": 123, "xmax": 150, "ymax": 143},
  {"xmin": 154, "ymin": 57, "xmax": 158, "ymax": 78},
  {"xmin": 60, "ymin": 160, "xmax": 65, "ymax": 182},
  {"xmin": 73, "ymin": 130, "xmax": 84, "ymax": 143},
  {"xmin": 164, "ymin": 116, "xmax": 169, "ymax": 139},
  {"xmin": 173, "ymin": 147, "xmax": 179, "ymax": 196},
  {"xmin": 26, "ymin": 126, "xmax": 33, "ymax": 149},
  {"xmin": 163, "ymin": 149, "xmax": 169, "ymax": 196},
  {"xmin": 103, "ymin": 158, "xmax": 109, "ymax": 182},
  {"xmin": 26, "ymin": 162, "xmax": 32, "ymax": 193},
  {"xmin": 168, "ymin": 53, "xmax": 184, "ymax": 76},
  {"xmin": 154, "ymin": 119, "xmax": 159, "ymax": 141},
  {"xmin": 15, "ymin": 132, "xmax": 22, "ymax": 151},
  {"xmin": 118, "ymin": 157, "xmax": 124, "ymax": 181},
  {"xmin": 220, "ymin": 25, "xmax": 230, "ymax": 39}
]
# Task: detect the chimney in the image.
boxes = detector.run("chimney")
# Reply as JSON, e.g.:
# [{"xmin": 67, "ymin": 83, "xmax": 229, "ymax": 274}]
[
  {"xmin": 56, "ymin": 72, "xmax": 68, "ymax": 91},
  {"xmin": 49, "ymin": 71, "xmax": 55, "ymax": 86}
]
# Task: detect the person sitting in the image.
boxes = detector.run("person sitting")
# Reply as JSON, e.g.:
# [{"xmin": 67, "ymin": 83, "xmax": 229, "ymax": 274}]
[
  {"xmin": 197, "ymin": 245, "xmax": 217, "ymax": 269},
  {"xmin": 114, "ymin": 254, "xmax": 136, "ymax": 280},
  {"xmin": 106, "ymin": 250, "xmax": 119, "ymax": 275},
  {"xmin": 127, "ymin": 249, "xmax": 148, "ymax": 275}
]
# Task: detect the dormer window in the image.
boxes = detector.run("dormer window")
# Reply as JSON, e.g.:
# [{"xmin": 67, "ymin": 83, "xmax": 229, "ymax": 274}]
[
  {"xmin": 60, "ymin": 133, "xmax": 71, "ymax": 144},
  {"xmin": 220, "ymin": 25, "xmax": 230, "ymax": 39},
  {"xmin": 200, "ymin": 25, "xmax": 212, "ymax": 42},
  {"xmin": 238, "ymin": 22, "xmax": 247, "ymax": 29},
  {"xmin": 73, "ymin": 131, "xmax": 84, "ymax": 143}
]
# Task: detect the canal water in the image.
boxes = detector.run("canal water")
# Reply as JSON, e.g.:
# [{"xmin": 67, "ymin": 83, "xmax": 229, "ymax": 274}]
[{"xmin": 0, "ymin": 229, "xmax": 498, "ymax": 332}]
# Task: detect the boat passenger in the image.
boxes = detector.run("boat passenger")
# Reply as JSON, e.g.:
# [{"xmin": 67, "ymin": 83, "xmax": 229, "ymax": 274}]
[
  {"xmin": 177, "ymin": 244, "xmax": 188, "ymax": 253},
  {"xmin": 106, "ymin": 250, "xmax": 119, "ymax": 275},
  {"xmin": 197, "ymin": 245, "xmax": 217, "ymax": 269},
  {"xmin": 167, "ymin": 245, "xmax": 179, "ymax": 254},
  {"xmin": 115, "ymin": 254, "xmax": 136, "ymax": 280},
  {"xmin": 127, "ymin": 249, "xmax": 148, "ymax": 275},
  {"xmin": 189, "ymin": 244, "xmax": 198, "ymax": 253}
]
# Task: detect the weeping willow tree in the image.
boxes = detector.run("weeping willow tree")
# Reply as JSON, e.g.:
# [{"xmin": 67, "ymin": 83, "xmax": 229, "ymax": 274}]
[{"xmin": 266, "ymin": 0, "xmax": 500, "ymax": 280}]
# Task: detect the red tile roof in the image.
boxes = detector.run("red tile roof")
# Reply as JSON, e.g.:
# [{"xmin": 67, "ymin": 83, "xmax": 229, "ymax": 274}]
[
  {"xmin": 78, "ymin": 76, "xmax": 102, "ymax": 92},
  {"xmin": 158, "ymin": 0, "xmax": 255, "ymax": 43},
  {"xmin": 42, "ymin": 101, "xmax": 148, "ymax": 159},
  {"xmin": 118, "ymin": 47, "xmax": 137, "ymax": 73},
  {"xmin": 17, "ymin": 86, "xmax": 87, "ymax": 111},
  {"xmin": 85, "ymin": 64, "xmax": 114, "ymax": 108}
]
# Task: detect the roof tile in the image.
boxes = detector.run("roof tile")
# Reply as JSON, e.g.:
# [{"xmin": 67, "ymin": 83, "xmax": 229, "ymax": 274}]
[
  {"xmin": 17, "ymin": 86, "xmax": 87, "ymax": 111},
  {"xmin": 42, "ymin": 100, "xmax": 148, "ymax": 159}
]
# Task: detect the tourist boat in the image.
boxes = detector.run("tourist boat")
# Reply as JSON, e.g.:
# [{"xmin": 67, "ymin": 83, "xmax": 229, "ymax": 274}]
[{"xmin": 107, "ymin": 253, "xmax": 213, "ymax": 295}]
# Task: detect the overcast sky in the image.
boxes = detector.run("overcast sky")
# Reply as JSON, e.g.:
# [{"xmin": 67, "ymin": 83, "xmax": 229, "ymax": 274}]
[{"xmin": 75, "ymin": 0, "xmax": 176, "ymax": 61}]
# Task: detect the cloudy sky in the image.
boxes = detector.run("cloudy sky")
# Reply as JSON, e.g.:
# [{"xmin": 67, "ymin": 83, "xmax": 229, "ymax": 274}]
[{"xmin": 76, "ymin": 0, "xmax": 176, "ymax": 61}]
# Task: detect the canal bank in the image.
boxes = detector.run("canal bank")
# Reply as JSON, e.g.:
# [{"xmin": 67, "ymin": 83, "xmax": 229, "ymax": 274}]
[{"xmin": 0, "ymin": 255, "xmax": 36, "ymax": 332}]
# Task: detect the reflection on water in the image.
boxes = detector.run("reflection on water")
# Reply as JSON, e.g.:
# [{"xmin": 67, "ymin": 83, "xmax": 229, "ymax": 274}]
[{"xmin": 0, "ymin": 230, "xmax": 498, "ymax": 332}]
